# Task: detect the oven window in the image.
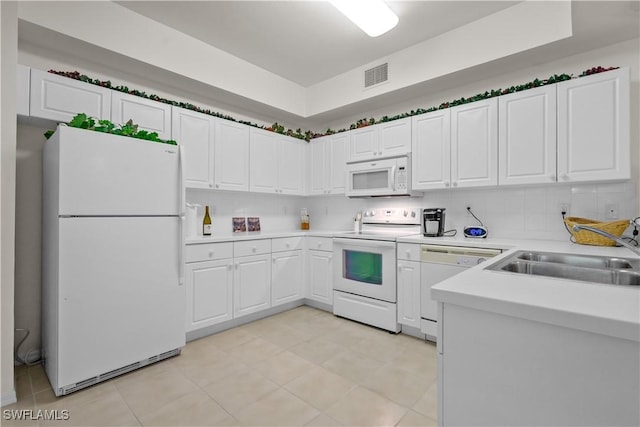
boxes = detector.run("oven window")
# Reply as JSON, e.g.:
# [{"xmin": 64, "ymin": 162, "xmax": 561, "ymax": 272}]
[
  {"xmin": 343, "ymin": 250, "xmax": 382, "ymax": 285},
  {"xmin": 352, "ymin": 170, "xmax": 388, "ymax": 190}
]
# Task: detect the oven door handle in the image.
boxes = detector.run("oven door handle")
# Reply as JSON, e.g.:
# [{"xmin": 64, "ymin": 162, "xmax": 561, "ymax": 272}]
[{"xmin": 333, "ymin": 238, "xmax": 397, "ymax": 248}]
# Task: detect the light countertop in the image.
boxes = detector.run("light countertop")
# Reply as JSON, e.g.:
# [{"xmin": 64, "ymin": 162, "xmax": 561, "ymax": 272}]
[
  {"xmin": 417, "ymin": 237, "xmax": 640, "ymax": 342},
  {"xmin": 185, "ymin": 230, "xmax": 347, "ymax": 244}
]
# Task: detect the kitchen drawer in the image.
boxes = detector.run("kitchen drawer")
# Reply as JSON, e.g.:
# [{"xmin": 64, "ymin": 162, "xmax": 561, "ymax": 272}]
[
  {"xmin": 397, "ymin": 243, "xmax": 421, "ymax": 261},
  {"xmin": 234, "ymin": 239, "xmax": 272, "ymax": 257},
  {"xmin": 272, "ymin": 236, "xmax": 303, "ymax": 252},
  {"xmin": 307, "ymin": 236, "xmax": 333, "ymax": 252},
  {"xmin": 186, "ymin": 242, "xmax": 233, "ymax": 263}
]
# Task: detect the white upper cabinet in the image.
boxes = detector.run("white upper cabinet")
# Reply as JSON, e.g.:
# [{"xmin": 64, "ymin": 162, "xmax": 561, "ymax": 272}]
[
  {"xmin": 328, "ymin": 132, "xmax": 348, "ymax": 194},
  {"xmin": 348, "ymin": 117, "xmax": 411, "ymax": 162},
  {"xmin": 412, "ymin": 109, "xmax": 451, "ymax": 190},
  {"xmin": 249, "ymin": 128, "xmax": 278, "ymax": 193},
  {"xmin": 348, "ymin": 125, "xmax": 377, "ymax": 162},
  {"xmin": 451, "ymin": 98, "xmax": 498, "ymax": 188},
  {"xmin": 379, "ymin": 117, "xmax": 412, "ymax": 156},
  {"xmin": 215, "ymin": 119, "xmax": 250, "ymax": 191},
  {"xmin": 30, "ymin": 68, "xmax": 111, "ymax": 123},
  {"xmin": 557, "ymin": 68, "xmax": 630, "ymax": 183},
  {"xmin": 308, "ymin": 133, "xmax": 348, "ymax": 195},
  {"xmin": 111, "ymin": 92, "xmax": 172, "ymax": 140},
  {"xmin": 172, "ymin": 107, "xmax": 215, "ymax": 189},
  {"xmin": 277, "ymin": 135, "xmax": 305, "ymax": 195},
  {"xmin": 249, "ymin": 129, "xmax": 305, "ymax": 195},
  {"xmin": 499, "ymin": 85, "xmax": 557, "ymax": 186},
  {"xmin": 16, "ymin": 65, "xmax": 30, "ymax": 116},
  {"xmin": 308, "ymin": 136, "xmax": 327, "ymax": 195}
]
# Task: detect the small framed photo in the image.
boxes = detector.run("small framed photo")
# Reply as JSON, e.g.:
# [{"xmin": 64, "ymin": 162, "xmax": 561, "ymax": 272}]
[
  {"xmin": 247, "ymin": 217, "xmax": 261, "ymax": 232},
  {"xmin": 232, "ymin": 217, "xmax": 246, "ymax": 233}
]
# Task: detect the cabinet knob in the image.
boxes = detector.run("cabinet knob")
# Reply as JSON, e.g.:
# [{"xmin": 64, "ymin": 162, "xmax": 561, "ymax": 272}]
[
  {"xmin": 215, "ymin": 184, "xmax": 220, "ymax": 189},
  {"xmin": 406, "ymin": 250, "xmax": 411, "ymax": 257},
  {"xmin": 317, "ymin": 243, "xmax": 322, "ymax": 248},
  {"xmin": 444, "ymin": 181, "xmax": 450, "ymax": 188},
  {"xmin": 228, "ymin": 264, "xmax": 233, "ymax": 270},
  {"xmin": 549, "ymin": 174, "xmax": 556, "ymax": 181},
  {"xmin": 252, "ymin": 247, "xmax": 257, "ymax": 253},
  {"xmin": 286, "ymin": 243, "xmax": 290, "ymax": 248},
  {"xmin": 208, "ymin": 250, "xmax": 215, "ymax": 257},
  {"xmin": 452, "ymin": 181, "xmax": 458, "ymax": 187},
  {"xmin": 209, "ymin": 183, "xmax": 213, "ymax": 188},
  {"xmin": 561, "ymin": 174, "xmax": 569, "ymax": 181}
]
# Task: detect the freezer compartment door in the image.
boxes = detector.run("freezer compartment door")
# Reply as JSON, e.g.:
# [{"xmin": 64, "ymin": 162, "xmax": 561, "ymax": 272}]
[
  {"xmin": 56, "ymin": 126, "xmax": 180, "ymax": 216},
  {"xmin": 56, "ymin": 217, "xmax": 184, "ymax": 387}
]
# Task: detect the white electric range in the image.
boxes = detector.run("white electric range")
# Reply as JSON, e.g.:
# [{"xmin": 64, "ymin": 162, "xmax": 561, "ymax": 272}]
[{"xmin": 332, "ymin": 207, "xmax": 422, "ymax": 332}]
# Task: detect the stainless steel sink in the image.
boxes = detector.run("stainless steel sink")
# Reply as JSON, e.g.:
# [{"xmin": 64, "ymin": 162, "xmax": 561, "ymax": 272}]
[
  {"xmin": 486, "ymin": 250, "xmax": 640, "ymax": 286},
  {"xmin": 516, "ymin": 251, "xmax": 638, "ymax": 269}
]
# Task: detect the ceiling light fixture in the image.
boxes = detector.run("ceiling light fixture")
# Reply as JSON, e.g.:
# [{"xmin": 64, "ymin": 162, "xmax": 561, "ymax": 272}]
[{"xmin": 330, "ymin": 0, "xmax": 399, "ymax": 38}]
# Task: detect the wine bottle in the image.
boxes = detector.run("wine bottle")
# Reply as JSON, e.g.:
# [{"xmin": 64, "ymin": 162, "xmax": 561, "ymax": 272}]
[{"xmin": 203, "ymin": 205, "xmax": 212, "ymax": 236}]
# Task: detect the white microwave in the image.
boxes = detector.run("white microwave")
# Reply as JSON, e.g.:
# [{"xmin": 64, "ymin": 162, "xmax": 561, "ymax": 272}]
[{"xmin": 345, "ymin": 155, "xmax": 420, "ymax": 197}]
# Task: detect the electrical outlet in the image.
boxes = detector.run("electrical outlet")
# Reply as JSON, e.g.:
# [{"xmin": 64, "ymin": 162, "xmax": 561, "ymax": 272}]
[
  {"xmin": 560, "ymin": 203, "xmax": 570, "ymax": 215},
  {"xmin": 605, "ymin": 203, "xmax": 619, "ymax": 219}
]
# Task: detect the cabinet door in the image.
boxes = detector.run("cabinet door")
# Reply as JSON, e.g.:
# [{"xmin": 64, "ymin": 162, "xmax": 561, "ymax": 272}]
[
  {"xmin": 307, "ymin": 249, "xmax": 333, "ymax": 305},
  {"xmin": 185, "ymin": 259, "xmax": 233, "ymax": 332},
  {"xmin": 451, "ymin": 98, "xmax": 498, "ymax": 188},
  {"xmin": 278, "ymin": 135, "xmax": 305, "ymax": 195},
  {"xmin": 397, "ymin": 260, "xmax": 421, "ymax": 328},
  {"xmin": 111, "ymin": 92, "xmax": 172, "ymax": 140},
  {"xmin": 412, "ymin": 110, "xmax": 451, "ymax": 190},
  {"xmin": 271, "ymin": 250, "xmax": 303, "ymax": 307},
  {"xmin": 30, "ymin": 68, "xmax": 111, "ymax": 123},
  {"xmin": 308, "ymin": 137, "xmax": 327, "ymax": 195},
  {"xmin": 379, "ymin": 117, "xmax": 411, "ymax": 158},
  {"xmin": 557, "ymin": 68, "xmax": 630, "ymax": 182},
  {"xmin": 16, "ymin": 64, "xmax": 30, "ymax": 116},
  {"xmin": 233, "ymin": 253, "xmax": 271, "ymax": 317},
  {"xmin": 328, "ymin": 133, "xmax": 348, "ymax": 194},
  {"xmin": 348, "ymin": 126, "xmax": 378, "ymax": 162},
  {"xmin": 172, "ymin": 107, "xmax": 215, "ymax": 189},
  {"xmin": 214, "ymin": 119, "xmax": 250, "ymax": 191},
  {"xmin": 499, "ymin": 86, "xmax": 557, "ymax": 186},
  {"xmin": 249, "ymin": 128, "xmax": 278, "ymax": 193}
]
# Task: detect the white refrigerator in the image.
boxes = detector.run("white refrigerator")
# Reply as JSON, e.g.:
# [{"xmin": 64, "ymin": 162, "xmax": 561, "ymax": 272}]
[{"xmin": 42, "ymin": 126, "xmax": 185, "ymax": 396}]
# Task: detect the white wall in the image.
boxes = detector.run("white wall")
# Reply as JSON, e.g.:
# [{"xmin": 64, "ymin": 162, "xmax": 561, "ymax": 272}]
[{"xmin": 1, "ymin": 0, "xmax": 18, "ymax": 407}]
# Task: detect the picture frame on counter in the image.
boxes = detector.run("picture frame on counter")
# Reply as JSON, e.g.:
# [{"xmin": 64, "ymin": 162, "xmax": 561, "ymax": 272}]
[
  {"xmin": 232, "ymin": 217, "xmax": 246, "ymax": 232},
  {"xmin": 247, "ymin": 217, "xmax": 261, "ymax": 232}
]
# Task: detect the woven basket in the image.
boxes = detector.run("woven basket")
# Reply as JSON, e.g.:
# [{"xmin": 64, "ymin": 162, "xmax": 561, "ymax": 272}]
[{"xmin": 564, "ymin": 216, "xmax": 630, "ymax": 246}]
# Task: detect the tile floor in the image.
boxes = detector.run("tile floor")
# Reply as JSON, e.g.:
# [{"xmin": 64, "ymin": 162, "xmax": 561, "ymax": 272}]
[{"xmin": 6, "ymin": 306, "xmax": 438, "ymax": 426}]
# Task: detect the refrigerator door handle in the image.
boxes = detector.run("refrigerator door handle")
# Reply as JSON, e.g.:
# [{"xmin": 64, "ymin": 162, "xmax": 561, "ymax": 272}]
[
  {"xmin": 178, "ymin": 215, "xmax": 185, "ymax": 286},
  {"xmin": 178, "ymin": 145, "xmax": 186, "ymax": 217}
]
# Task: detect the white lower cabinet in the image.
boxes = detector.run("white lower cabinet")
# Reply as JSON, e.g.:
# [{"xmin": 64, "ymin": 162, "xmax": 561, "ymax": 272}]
[
  {"xmin": 306, "ymin": 237, "xmax": 333, "ymax": 305},
  {"xmin": 272, "ymin": 250, "xmax": 303, "ymax": 307},
  {"xmin": 185, "ymin": 259, "xmax": 233, "ymax": 332},
  {"xmin": 184, "ymin": 242, "xmax": 234, "ymax": 332},
  {"xmin": 233, "ymin": 254, "xmax": 272, "ymax": 317},
  {"xmin": 397, "ymin": 259, "xmax": 421, "ymax": 328},
  {"xmin": 233, "ymin": 240, "xmax": 272, "ymax": 318}
]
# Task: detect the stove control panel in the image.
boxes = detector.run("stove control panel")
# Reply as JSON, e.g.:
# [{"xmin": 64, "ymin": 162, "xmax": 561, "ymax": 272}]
[{"xmin": 361, "ymin": 208, "xmax": 421, "ymax": 225}]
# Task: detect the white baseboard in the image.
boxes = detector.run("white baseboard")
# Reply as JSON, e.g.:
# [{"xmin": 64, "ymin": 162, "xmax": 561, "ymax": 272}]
[{"xmin": 1, "ymin": 390, "xmax": 17, "ymax": 407}]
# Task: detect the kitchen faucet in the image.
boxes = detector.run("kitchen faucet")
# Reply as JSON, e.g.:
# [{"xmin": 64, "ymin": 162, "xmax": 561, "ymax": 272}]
[{"xmin": 572, "ymin": 223, "xmax": 640, "ymax": 256}]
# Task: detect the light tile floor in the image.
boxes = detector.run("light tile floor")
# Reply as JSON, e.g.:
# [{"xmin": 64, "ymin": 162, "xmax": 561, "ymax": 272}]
[{"xmin": 6, "ymin": 306, "xmax": 438, "ymax": 426}]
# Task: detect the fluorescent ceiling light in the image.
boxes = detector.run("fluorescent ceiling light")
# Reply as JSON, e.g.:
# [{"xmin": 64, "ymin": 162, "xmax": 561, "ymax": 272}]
[{"xmin": 330, "ymin": 0, "xmax": 399, "ymax": 37}]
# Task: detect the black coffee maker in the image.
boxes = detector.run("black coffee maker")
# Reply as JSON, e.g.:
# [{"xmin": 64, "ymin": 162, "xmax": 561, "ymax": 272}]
[{"xmin": 423, "ymin": 208, "xmax": 446, "ymax": 237}]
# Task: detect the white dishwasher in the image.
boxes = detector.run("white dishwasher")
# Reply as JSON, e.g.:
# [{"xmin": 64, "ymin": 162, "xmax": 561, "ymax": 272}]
[{"xmin": 420, "ymin": 244, "xmax": 502, "ymax": 341}]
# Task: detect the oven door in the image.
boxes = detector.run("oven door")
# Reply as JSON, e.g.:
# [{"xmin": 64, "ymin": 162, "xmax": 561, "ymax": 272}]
[{"xmin": 332, "ymin": 238, "xmax": 397, "ymax": 303}]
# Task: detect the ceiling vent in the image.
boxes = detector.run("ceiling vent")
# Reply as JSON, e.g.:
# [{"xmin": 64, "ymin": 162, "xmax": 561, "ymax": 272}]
[{"xmin": 364, "ymin": 63, "xmax": 388, "ymax": 88}]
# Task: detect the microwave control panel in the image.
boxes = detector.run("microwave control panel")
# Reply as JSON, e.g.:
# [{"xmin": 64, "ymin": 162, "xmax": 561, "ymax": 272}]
[{"xmin": 396, "ymin": 166, "xmax": 408, "ymax": 190}]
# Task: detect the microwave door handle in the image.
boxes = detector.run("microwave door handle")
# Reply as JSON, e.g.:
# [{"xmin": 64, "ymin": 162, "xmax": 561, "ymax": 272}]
[{"xmin": 390, "ymin": 166, "xmax": 396, "ymax": 191}]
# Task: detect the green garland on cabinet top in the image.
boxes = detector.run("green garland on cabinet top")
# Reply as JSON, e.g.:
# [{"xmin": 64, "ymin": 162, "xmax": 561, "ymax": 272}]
[
  {"xmin": 47, "ymin": 66, "xmax": 619, "ymax": 141},
  {"xmin": 43, "ymin": 113, "xmax": 178, "ymax": 145}
]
